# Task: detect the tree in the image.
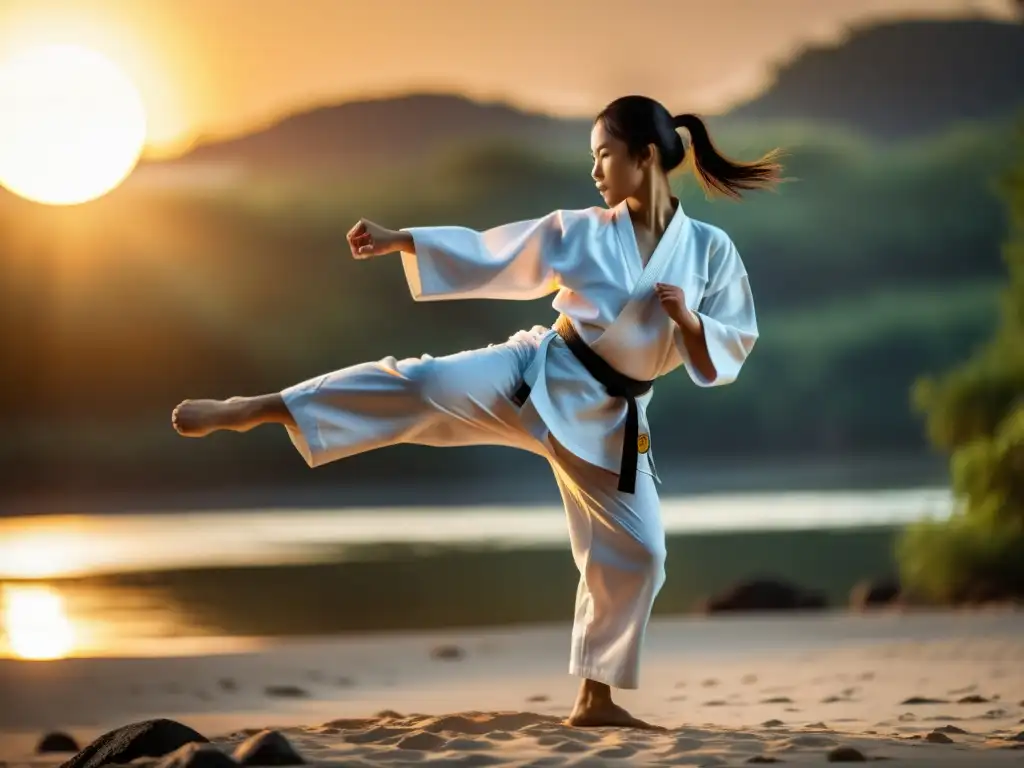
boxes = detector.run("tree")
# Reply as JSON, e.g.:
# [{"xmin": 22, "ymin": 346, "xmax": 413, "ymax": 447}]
[{"xmin": 897, "ymin": 119, "xmax": 1024, "ymax": 603}]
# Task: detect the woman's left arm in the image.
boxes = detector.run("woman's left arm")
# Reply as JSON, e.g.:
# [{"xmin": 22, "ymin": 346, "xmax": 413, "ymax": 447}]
[{"xmin": 657, "ymin": 238, "xmax": 759, "ymax": 387}]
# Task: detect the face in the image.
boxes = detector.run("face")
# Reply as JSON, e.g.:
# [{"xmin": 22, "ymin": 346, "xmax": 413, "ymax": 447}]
[{"xmin": 590, "ymin": 119, "xmax": 647, "ymax": 207}]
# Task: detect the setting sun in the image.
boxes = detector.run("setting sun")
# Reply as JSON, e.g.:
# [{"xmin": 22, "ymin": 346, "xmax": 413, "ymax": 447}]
[
  {"xmin": 0, "ymin": 584, "xmax": 76, "ymax": 660},
  {"xmin": 0, "ymin": 44, "xmax": 147, "ymax": 206}
]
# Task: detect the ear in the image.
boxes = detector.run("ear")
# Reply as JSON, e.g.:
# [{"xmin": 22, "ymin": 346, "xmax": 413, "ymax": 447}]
[{"xmin": 641, "ymin": 143, "xmax": 659, "ymax": 169}]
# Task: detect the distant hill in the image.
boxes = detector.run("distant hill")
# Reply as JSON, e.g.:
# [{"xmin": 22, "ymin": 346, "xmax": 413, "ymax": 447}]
[
  {"xmin": 134, "ymin": 94, "xmax": 590, "ymax": 182},
  {"xmin": 722, "ymin": 19, "xmax": 1024, "ymax": 140},
  {"xmin": 135, "ymin": 18, "xmax": 1024, "ymax": 182}
]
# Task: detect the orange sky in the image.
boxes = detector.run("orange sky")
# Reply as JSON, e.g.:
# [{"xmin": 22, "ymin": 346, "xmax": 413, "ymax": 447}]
[{"xmin": 0, "ymin": 0, "xmax": 1016, "ymax": 158}]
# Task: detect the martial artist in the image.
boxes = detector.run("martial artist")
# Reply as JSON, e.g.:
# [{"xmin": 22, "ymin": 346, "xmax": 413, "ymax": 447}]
[{"xmin": 172, "ymin": 95, "xmax": 782, "ymax": 729}]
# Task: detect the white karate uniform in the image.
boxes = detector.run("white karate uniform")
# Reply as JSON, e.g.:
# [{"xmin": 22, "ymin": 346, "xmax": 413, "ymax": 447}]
[{"xmin": 280, "ymin": 198, "xmax": 758, "ymax": 689}]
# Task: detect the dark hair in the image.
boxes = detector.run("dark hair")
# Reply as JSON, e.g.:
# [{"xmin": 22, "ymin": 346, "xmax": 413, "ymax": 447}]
[{"xmin": 595, "ymin": 95, "xmax": 783, "ymax": 200}]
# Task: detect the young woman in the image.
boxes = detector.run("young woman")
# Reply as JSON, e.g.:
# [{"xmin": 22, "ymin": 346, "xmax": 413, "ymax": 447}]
[{"xmin": 172, "ymin": 95, "xmax": 782, "ymax": 729}]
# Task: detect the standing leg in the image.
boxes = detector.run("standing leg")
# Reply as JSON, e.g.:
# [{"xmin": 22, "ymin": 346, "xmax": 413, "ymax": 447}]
[{"xmin": 548, "ymin": 440, "xmax": 667, "ymax": 729}]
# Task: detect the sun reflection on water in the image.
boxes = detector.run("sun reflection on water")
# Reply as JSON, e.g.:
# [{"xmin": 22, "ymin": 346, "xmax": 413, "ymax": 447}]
[{"xmin": 0, "ymin": 583, "xmax": 76, "ymax": 660}]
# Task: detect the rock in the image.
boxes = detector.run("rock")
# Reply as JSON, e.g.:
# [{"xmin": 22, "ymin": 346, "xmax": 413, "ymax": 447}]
[
  {"xmin": 849, "ymin": 579, "xmax": 901, "ymax": 610},
  {"xmin": 156, "ymin": 743, "xmax": 237, "ymax": 768},
  {"xmin": 933, "ymin": 725, "xmax": 968, "ymax": 734},
  {"xmin": 827, "ymin": 745, "xmax": 866, "ymax": 762},
  {"xmin": 698, "ymin": 579, "xmax": 827, "ymax": 613},
  {"xmin": 957, "ymin": 694, "xmax": 990, "ymax": 704},
  {"xmin": 430, "ymin": 644, "xmax": 465, "ymax": 661},
  {"xmin": 36, "ymin": 732, "xmax": 79, "ymax": 753},
  {"xmin": 762, "ymin": 720, "xmax": 785, "ymax": 728},
  {"xmin": 218, "ymin": 678, "xmax": 238, "ymax": 692},
  {"xmin": 925, "ymin": 731, "xmax": 954, "ymax": 744},
  {"xmin": 61, "ymin": 719, "xmax": 209, "ymax": 768},
  {"xmin": 263, "ymin": 685, "xmax": 308, "ymax": 699},
  {"xmin": 900, "ymin": 697, "xmax": 948, "ymax": 705},
  {"xmin": 746, "ymin": 758, "xmax": 781, "ymax": 764},
  {"xmin": 232, "ymin": 730, "xmax": 305, "ymax": 765}
]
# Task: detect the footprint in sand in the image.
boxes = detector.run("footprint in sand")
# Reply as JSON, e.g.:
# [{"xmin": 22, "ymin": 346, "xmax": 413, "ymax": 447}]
[
  {"xmin": 485, "ymin": 731, "xmax": 515, "ymax": 742},
  {"xmin": 395, "ymin": 731, "xmax": 446, "ymax": 750},
  {"xmin": 264, "ymin": 685, "xmax": 309, "ymax": 699},
  {"xmin": 595, "ymin": 745, "xmax": 638, "ymax": 759},
  {"xmin": 782, "ymin": 734, "xmax": 838, "ymax": 749},
  {"xmin": 430, "ymin": 644, "xmax": 466, "ymax": 661},
  {"xmin": 958, "ymin": 694, "xmax": 991, "ymax": 704},
  {"xmin": 934, "ymin": 725, "xmax": 970, "ymax": 734},
  {"xmin": 550, "ymin": 739, "xmax": 589, "ymax": 753},
  {"xmin": 443, "ymin": 737, "xmax": 494, "ymax": 751}
]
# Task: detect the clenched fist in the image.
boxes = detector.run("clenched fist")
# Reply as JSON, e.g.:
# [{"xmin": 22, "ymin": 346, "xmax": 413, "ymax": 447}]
[
  {"xmin": 346, "ymin": 219, "xmax": 407, "ymax": 259},
  {"xmin": 655, "ymin": 282, "xmax": 700, "ymax": 333}
]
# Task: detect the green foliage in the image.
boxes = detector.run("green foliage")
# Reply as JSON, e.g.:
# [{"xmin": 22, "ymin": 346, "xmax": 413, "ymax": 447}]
[
  {"xmin": 0, "ymin": 117, "xmax": 1011, "ymax": 493},
  {"xmin": 898, "ymin": 121, "xmax": 1024, "ymax": 603},
  {"xmin": 897, "ymin": 504, "xmax": 1024, "ymax": 604}
]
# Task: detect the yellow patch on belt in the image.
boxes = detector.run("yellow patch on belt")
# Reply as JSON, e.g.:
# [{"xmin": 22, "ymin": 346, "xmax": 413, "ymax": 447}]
[{"xmin": 637, "ymin": 434, "xmax": 650, "ymax": 454}]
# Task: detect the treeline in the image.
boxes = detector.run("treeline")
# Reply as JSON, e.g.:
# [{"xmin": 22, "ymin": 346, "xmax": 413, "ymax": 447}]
[{"xmin": 0, "ymin": 117, "xmax": 1014, "ymax": 497}]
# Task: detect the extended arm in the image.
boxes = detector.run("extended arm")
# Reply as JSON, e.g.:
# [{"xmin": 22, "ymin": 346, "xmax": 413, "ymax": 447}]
[{"xmin": 399, "ymin": 210, "xmax": 583, "ymax": 302}]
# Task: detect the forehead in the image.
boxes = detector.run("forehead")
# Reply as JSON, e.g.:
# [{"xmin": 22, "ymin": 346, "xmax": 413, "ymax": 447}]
[{"xmin": 590, "ymin": 119, "xmax": 619, "ymax": 149}]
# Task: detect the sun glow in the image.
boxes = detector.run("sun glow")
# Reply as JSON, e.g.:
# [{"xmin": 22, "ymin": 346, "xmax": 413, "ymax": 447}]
[
  {"xmin": 0, "ymin": 584, "xmax": 76, "ymax": 660},
  {"xmin": 0, "ymin": 44, "xmax": 147, "ymax": 205}
]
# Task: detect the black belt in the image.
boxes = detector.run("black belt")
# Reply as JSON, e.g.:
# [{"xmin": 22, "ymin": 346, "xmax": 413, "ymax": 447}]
[{"xmin": 511, "ymin": 315, "xmax": 653, "ymax": 494}]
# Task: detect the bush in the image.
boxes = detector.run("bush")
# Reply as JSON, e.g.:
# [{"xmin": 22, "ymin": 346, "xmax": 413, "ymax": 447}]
[{"xmin": 898, "ymin": 121, "xmax": 1024, "ymax": 603}]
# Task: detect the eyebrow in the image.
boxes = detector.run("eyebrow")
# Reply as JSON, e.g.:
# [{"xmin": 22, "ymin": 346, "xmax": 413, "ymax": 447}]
[{"xmin": 590, "ymin": 144, "xmax": 609, "ymax": 154}]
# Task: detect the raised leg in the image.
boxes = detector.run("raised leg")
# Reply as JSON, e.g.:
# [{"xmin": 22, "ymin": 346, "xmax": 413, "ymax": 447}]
[
  {"xmin": 548, "ymin": 440, "xmax": 667, "ymax": 729},
  {"xmin": 171, "ymin": 330, "xmax": 547, "ymax": 465},
  {"xmin": 171, "ymin": 394, "xmax": 294, "ymax": 437}
]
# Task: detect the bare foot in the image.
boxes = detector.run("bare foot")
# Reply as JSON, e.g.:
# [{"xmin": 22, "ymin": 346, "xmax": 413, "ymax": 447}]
[
  {"xmin": 172, "ymin": 398, "xmax": 250, "ymax": 437},
  {"xmin": 565, "ymin": 699, "xmax": 664, "ymax": 730}
]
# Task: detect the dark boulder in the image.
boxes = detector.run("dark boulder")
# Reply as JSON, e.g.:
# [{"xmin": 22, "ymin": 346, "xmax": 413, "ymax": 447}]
[
  {"xmin": 698, "ymin": 579, "xmax": 827, "ymax": 613},
  {"xmin": 60, "ymin": 719, "xmax": 208, "ymax": 768}
]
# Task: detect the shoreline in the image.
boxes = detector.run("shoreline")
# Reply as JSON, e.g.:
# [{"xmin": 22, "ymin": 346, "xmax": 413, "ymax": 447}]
[
  {"xmin": 2, "ymin": 611, "xmax": 1022, "ymax": 766},
  {"xmin": 0, "ymin": 452, "xmax": 947, "ymax": 517}
]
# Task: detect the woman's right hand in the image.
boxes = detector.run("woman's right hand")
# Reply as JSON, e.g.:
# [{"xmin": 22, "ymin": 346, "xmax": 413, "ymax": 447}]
[{"xmin": 346, "ymin": 219, "xmax": 407, "ymax": 259}]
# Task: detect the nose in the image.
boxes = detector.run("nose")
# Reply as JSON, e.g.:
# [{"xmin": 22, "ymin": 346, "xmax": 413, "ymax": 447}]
[{"xmin": 591, "ymin": 159, "xmax": 602, "ymax": 181}]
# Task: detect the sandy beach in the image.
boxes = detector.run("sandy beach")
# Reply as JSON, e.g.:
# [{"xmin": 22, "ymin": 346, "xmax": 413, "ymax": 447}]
[{"xmin": 2, "ymin": 611, "xmax": 1023, "ymax": 766}]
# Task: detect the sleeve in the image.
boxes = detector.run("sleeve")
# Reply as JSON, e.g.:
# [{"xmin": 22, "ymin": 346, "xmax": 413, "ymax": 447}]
[
  {"xmin": 399, "ymin": 210, "xmax": 581, "ymax": 301},
  {"xmin": 675, "ymin": 236, "xmax": 759, "ymax": 387}
]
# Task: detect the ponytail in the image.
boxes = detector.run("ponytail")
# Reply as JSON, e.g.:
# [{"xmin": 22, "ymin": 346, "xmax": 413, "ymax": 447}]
[{"xmin": 673, "ymin": 114, "xmax": 784, "ymax": 200}]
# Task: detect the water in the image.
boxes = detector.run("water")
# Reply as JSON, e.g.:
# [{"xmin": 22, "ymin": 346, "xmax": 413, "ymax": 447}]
[
  {"xmin": 0, "ymin": 487, "xmax": 952, "ymax": 580},
  {"xmin": 0, "ymin": 487, "xmax": 954, "ymax": 660}
]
